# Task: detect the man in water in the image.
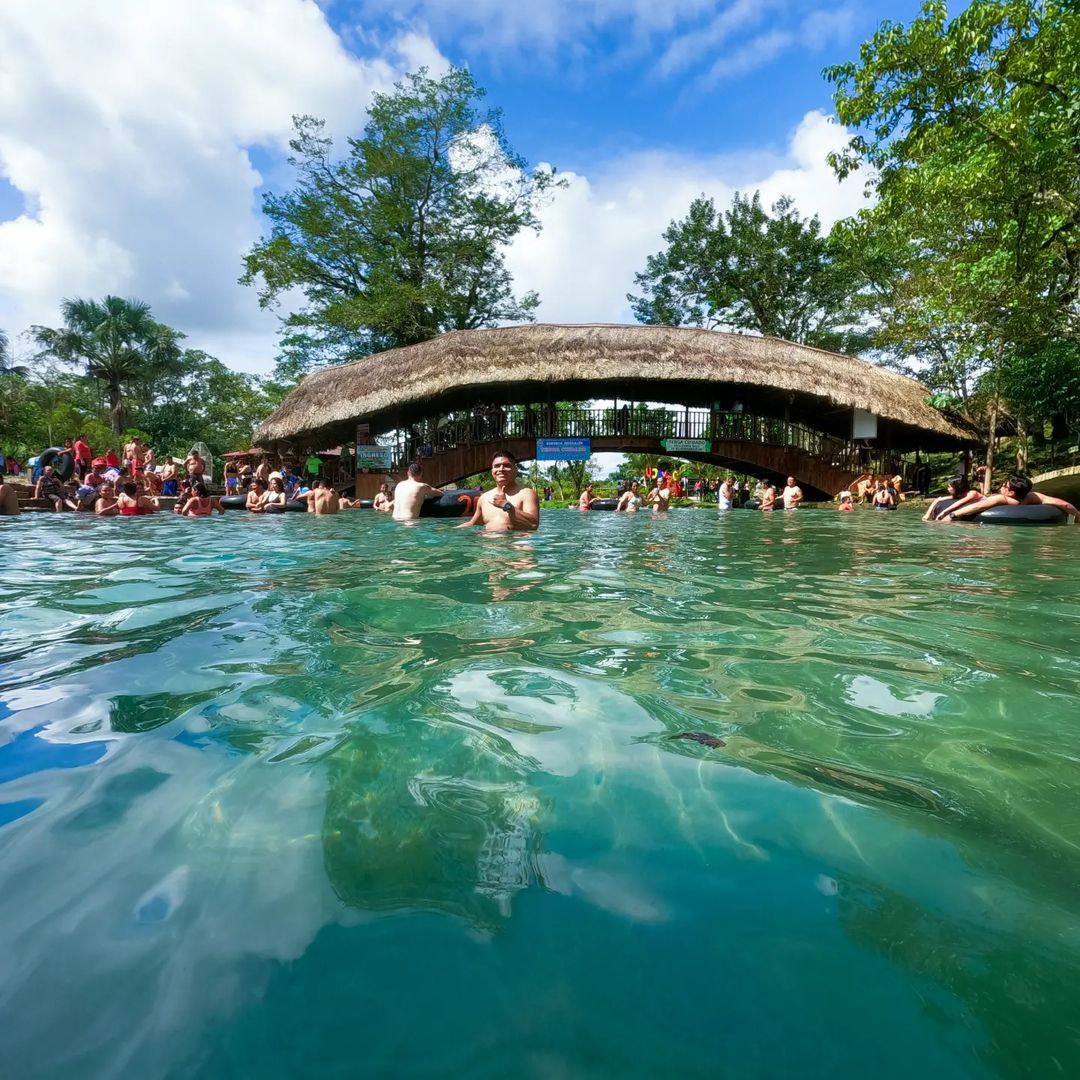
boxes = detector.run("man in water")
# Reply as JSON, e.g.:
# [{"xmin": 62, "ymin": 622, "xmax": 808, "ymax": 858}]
[
  {"xmin": 458, "ymin": 450, "xmax": 539, "ymax": 531},
  {"xmin": 373, "ymin": 482, "xmax": 393, "ymax": 512},
  {"xmin": 947, "ymin": 475, "xmax": 1080, "ymax": 523},
  {"xmin": 782, "ymin": 476, "xmax": 803, "ymax": 509},
  {"xmin": 393, "ymin": 462, "xmax": 444, "ymax": 521},
  {"xmin": 307, "ymin": 479, "xmax": 341, "ymax": 515},
  {"xmin": 717, "ymin": 476, "xmax": 736, "ymax": 510}
]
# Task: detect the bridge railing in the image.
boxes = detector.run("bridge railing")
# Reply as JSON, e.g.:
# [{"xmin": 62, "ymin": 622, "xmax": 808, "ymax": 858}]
[{"xmin": 392, "ymin": 407, "xmax": 858, "ymax": 470}]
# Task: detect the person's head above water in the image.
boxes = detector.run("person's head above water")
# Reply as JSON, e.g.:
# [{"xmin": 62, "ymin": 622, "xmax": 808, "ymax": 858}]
[
  {"xmin": 407, "ymin": 462, "xmax": 423, "ymax": 479},
  {"xmin": 1004, "ymin": 475, "xmax": 1032, "ymax": 500},
  {"xmin": 190, "ymin": 480, "xmax": 208, "ymax": 498},
  {"xmin": 947, "ymin": 476, "xmax": 968, "ymax": 496},
  {"xmin": 490, "ymin": 450, "xmax": 518, "ymax": 486}
]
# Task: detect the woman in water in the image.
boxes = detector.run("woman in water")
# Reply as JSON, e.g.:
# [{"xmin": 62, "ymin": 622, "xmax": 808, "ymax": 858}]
[
  {"xmin": 117, "ymin": 480, "xmax": 159, "ymax": 516},
  {"xmin": 176, "ymin": 480, "xmax": 224, "ymax": 517},
  {"xmin": 615, "ymin": 480, "xmax": 642, "ymax": 512},
  {"xmin": 923, "ymin": 477, "xmax": 979, "ymax": 521},
  {"xmin": 578, "ymin": 484, "xmax": 595, "ymax": 511},
  {"xmin": 261, "ymin": 476, "xmax": 288, "ymax": 509},
  {"xmin": 872, "ymin": 481, "xmax": 897, "ymax": 510}
]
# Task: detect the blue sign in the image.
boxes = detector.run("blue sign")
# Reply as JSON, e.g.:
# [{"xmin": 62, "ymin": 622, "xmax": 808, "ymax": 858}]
[{"xmin": 536, "ymin": 438, "xmax": 591, "ymax": 461}]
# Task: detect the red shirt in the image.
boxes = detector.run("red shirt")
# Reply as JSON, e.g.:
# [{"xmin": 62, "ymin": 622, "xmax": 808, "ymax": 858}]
[
  {"xmin": 105, "ymin": 450, "xmax": 120, "ymax": 468},
  {"xmin": 73, "ymin": 439, "xmax": 92, "ymax": 462}
]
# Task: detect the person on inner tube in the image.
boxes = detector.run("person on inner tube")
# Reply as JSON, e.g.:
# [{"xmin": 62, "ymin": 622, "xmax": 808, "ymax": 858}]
[
  {"xmin": 923, "ymin": 477, "xmax": 980, "ymax": 521},
  {"xmin": 947, "ymin": 475, "xmax": 1080, "ymax": 523},
  {"xmin": 457, "ymin": 450, "xmax": 539, "ymax": 531}
]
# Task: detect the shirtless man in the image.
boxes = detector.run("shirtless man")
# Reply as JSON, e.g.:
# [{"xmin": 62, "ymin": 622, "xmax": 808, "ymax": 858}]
[
  {"xmin": 947, "ymin": 474, "xmax": 1080, "ymax": 523},
  {"xmin": 159, "ymin": 457, "xmax": 178, "ymax": 496},
  {"xmin": 372, "ymin": 482, "xmax": 393, "ymax": 512},
  {"xmin": 307, "ymin": 479, "xmax": 341, "ymax": 515},
  {"xmin": 646, "ymin": 477, "xmax": 671, "ymax": 513},
  {"xmin": 393, "ymin": 462, "xmax": 443, "ymax": 521},
  {"xmin": 95, "ymin": 481, "xmax": 119, "ymax": 517},
  {"xmin": 782, "ymin": 476, "xmax": 803, "ymax": 509},
  {"xmin": 185, "ymin": 447, "xmax": 206, "ymax": 482},
  {"xmin": 124, "ymin": 436, "xmax": 148, "ymax": 478},
  {"xmin": 254, "ymin": 456, "xmax": 270, "ymax": 486},
  {"xmin": 760, "ymin": 481, "xmax": 777, "ymax": 511},
  {"xmin": 245, "ymin": 479, "xmax": 267, "ymax": 512},
  {"xmin": 0, "ymin": 482, "xmax": 19, "ymax": 516},
  {"xmin": 457, "ymin": 450, "xmax": 540, "ymax": 531}
]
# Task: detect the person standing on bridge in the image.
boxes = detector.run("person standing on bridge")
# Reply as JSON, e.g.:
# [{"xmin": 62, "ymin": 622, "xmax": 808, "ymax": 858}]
[
  {"xmin": 782, "ymin": 476, "xmax": 804, "ymax": 510},
  {"xmin": 393, "ymin": 462, "xmax": 444, "ymax": 521}
]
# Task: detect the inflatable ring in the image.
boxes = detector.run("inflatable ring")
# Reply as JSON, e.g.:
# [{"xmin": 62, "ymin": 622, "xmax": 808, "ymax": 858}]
[
  {"xmin": 219, "ymin": 495, "xmax": 248, "ymax": 510},
  {"xmin": 420, "ymin": 488, "xmax": 482, "ymax": 518},
  {"xmin": 589, "ymin": 498, "xmax": 619, "ymax": 511},
  {"xmin": 39, "ymin": 447, "xmax": 75, "ymax": 481},
  {"xmin": 743, "ymin": 499, "xmax": 762, "ymax": 511},
  {"xmin": 263, "ymin": 500, "xmax": 307, "ymax": 513},
  {"xmin": 931, "ymin": 497, "xmax": 1065, "ymax": 525}
]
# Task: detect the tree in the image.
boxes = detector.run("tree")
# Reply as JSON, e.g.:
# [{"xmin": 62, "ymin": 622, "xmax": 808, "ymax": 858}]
[
  {"xmin": 1, "ymin": 328, "xmax": 30, "ymax": 378},
  {"xmin": 241, "ymin": 67, "xmax": 556, "ymax": 372},
  {"xmin": 32, "ymin": 297, "xmax": 184, "ymax": 434},
  {"xmin": 825, "ymin": 0, "xmax": 1080, "ymax": 433},
  {"xmin": 629, "ymin": 191, "xmax": 874, "ymax": 352}
]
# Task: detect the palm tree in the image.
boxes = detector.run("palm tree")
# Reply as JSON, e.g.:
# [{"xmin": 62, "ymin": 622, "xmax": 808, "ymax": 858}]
[
  {"xmin": 0, "ymin": 328, "xmax": 30, "ymax": 378},
  {"xmin": 33, "ymin": 296, "xmax": 184, "ymax": 434}
]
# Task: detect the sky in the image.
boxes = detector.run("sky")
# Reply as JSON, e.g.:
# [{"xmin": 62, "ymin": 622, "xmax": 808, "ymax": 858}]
[{"xmin": 0, "ymin": 0, "xmax": 930, "ymax": 376}]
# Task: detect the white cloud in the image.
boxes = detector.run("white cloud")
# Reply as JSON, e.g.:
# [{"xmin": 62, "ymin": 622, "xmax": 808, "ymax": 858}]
[
  {"xmin": 0, "ymin": 0, "xmax": 447, "ymax": 373},
  {"xmin": 505, "ymin": 110, "xmax": 868, "ymax": 326},
  {"xmin": 654, "ymin": 0, "xmax": 779, "ymax": 79}
]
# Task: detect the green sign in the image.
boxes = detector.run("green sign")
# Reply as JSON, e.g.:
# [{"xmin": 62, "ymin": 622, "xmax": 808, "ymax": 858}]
[
  {"xmin": 356, "ymin": 445, "xmax": 393, "ymax": 471},
  {"xmin": 661, "ymin": 438, "xmax": 712, "ymax": 453}
]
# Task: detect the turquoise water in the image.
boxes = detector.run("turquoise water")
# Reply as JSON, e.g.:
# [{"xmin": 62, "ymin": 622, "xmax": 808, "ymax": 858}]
[{"xmin": 1, "ymin": 509, "xmax": 1079, "ymax": 1078}]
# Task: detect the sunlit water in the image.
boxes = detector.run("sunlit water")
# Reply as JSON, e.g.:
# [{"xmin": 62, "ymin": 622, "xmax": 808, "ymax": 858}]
[{"xmin": 1, "ymin": 508, "xmax": 1079, "ymax": 1078}]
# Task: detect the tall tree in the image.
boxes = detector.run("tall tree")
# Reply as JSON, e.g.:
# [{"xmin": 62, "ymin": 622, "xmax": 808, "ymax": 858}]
[
  {"xmin": 629, "ymin": 191, "xmax": 874, "ymax": 352},
  {"xmin": 242, "ymin": 67, "xmax": 556, "ymax": 372},
  {"xmin": 0, "ymin": 328, "xmax": 30, "ymax": 378},
  {"xmin": 32, "ymin": 297, "xmax": 184, "ymax": 434},
  {"xmin": 826, "ymin": 0, "xmax": 1080, "ymax": 430}
]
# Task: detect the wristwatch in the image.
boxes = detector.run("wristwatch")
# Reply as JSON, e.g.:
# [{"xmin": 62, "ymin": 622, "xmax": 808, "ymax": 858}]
[{"xmin": 502, "ymin": 500, "xmax": 514, "ymax": 514}]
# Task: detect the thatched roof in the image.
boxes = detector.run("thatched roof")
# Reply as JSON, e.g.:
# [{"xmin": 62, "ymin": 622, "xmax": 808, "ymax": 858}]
[{"xmin": 255, "ymin": 324, "xmax": 975, "ymax": 450}]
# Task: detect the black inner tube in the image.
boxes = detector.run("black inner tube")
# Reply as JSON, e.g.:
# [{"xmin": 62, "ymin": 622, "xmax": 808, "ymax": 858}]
[
  {"xmin": 930, "ymin": 496, "xmax": 1065, "ymax": 524},
  {"xmin": 420, "ymin": 488, "xmax": 482, "ymax": 518},
  {"xmin": 39, "ymin": 448, "xmax": 75, "ymax": 482}
]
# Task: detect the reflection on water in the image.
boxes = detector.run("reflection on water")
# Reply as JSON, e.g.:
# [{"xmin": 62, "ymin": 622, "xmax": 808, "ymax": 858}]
[{"xmin": 1, "ymin": 511, "xmax": 1080, "ymax": 1077}]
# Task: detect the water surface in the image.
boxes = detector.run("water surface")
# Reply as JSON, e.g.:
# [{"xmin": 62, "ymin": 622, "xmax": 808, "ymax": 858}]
[{"xmin": 1, "ymin": 509, "xmax": 1079, "ymax": 1078}]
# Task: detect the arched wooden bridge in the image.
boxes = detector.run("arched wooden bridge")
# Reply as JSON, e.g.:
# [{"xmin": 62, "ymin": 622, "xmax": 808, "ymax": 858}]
[{"xmin": 254, "ymin": 324, "xmax": 976, "ymax": 500}]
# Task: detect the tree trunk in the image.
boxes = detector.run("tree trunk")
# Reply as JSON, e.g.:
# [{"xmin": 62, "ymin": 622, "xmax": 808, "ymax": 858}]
[
  {"xmin": 109, "ymin": 382, "xmax": 125, "ymax": 436},
  {"xmin": 983, "ymin": 398, "xmax": 998, "ymax": 494},
  {"xmin": 1015, "ymin": 418, "xmax": 1028, "ymax": 474}
]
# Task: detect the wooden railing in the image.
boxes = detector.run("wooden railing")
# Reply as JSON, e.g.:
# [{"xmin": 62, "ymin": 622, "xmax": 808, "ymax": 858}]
[{"xmin": 390, "ymin": 407, "xmax": 860, "ymax": 470}]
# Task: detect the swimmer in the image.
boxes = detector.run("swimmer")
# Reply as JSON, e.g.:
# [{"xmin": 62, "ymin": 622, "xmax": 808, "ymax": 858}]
[
  {"xmin": 838, "ymin": 490, "xmax": 855, "ymax": 512},
  {"xmin": 176, "ymin": 480, "xmax": 224, "ymax": 517},
  {"xmin": 923, "ymin": 477, "xmax": 980, "ymax": 521},
  {"xmin": 372, "ymin": 482, "xmax": 393, "ymax": 512},
  {"xmin": 578, "ymin": 484, "xmax": 595, "ymax": 511},
  {"xmin": 307, "ymin": 478, "xmax": 340, "ymax": 515},
  {"xmin": 759, "ymin": 480, "xmax": 777, "ymax": 511},
  {"xmin": 117, "ymin": 480, "xmax": 159, "ymax": 516},
  {"xmin": 717, "ymin": 476, "xmax": 736, "ymax": 510},
  {"xmin": 393, "ymin": 462, "xmax": 443, "ymax": 521},
  {"xmin": 0, "ymin": 481, "xmax": 19, "ymax": 516},
  {"xmin": 457, "ymin": 450, "xmax": 539, "ymax": 531},
  {"xmin": 872, "ymin": 481, "xmax": 896, "ymax": 509},
  {"xmin": 782, "ymin": 476, "xmax": 803, "ymax": 509},
  {"xmin": 95, "ymin": 481, "xmax": 119, "ymax": 517},
  {"xmin": 646, "ymin": 476, "xmax": 671, "ymax": 513},
  {"xmin": 615, "ymin": 480, "xmax": 642, "ymax": 512},
  {"xmin": 947, "ymin": 475, "xmax": 1080, "ymax": 523},
  {"xmin": 246, "ymin": 479, "xmax": 267, "ymax": 512}
]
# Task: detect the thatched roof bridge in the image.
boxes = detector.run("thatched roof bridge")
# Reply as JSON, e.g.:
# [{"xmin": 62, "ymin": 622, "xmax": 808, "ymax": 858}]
[{"xmin": 255, "ymin": 324, "xmax": 974, "ymax": 497}]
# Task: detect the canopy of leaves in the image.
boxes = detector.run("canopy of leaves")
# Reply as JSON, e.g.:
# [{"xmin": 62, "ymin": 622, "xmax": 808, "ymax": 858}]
[
  {"xmin": 242, "ymin": 67, "xmax": 555, "ymax": 374},
  {"xmin": 826, "ymin": 0, "xmax": 1080, "ymax": 427},
  {"xmin": 628, "ymin": 191, "xmax": 875, "ymax": 353},
  {"xmin": 32, "ymin": 296, "xmax": 185, "ymax": 434}
]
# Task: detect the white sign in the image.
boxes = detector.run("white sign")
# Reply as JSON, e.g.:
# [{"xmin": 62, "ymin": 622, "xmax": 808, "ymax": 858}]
[
  {"xmin": 356, "ymin": 446, "xmax": 392, "ymax": 470},
  {"xmin": 852, "ymin": 408, "xmax": 879, "ymax": 439}
]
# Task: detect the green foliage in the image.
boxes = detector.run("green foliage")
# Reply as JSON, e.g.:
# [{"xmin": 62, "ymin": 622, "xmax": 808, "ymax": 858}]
[
  {"xmin": 826, "ymin": 0, "xmax": 1080, "ymax": 429},
  {"xmin": 32, "ymin": 296, "xmax": 185, "ymax": 434},
  {"xmin": 241, "ymin": 67, "xmax": 556, "ymax": 373},
  {"xmin": 629, "ymin": 191, "xmax": 875, "ymax": 352}
]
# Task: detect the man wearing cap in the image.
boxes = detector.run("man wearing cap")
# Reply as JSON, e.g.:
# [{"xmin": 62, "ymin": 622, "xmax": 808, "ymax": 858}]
[{"xmin": 838, "ymin": 490, "xmax": 855, "ymax": 511}]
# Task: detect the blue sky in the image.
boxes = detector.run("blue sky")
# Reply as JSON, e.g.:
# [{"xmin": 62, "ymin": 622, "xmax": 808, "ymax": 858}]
[{"xmin": 0, "ymin": 0, "xmax": 932, "ymax": 374}]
